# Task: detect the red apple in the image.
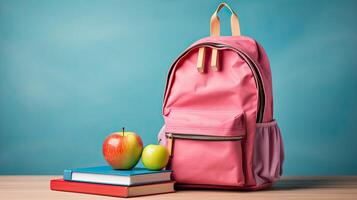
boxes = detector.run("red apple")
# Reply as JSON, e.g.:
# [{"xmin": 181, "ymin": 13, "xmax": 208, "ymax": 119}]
[{"xmin": 102, "ymin": 128, "xmax": 143, "ymax": 169}]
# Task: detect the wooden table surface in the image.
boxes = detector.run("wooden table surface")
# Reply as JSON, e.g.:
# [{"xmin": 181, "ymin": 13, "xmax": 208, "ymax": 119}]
[{"xmin": 1, "ymin": 176, "xmax": 356, "ymax": 200}]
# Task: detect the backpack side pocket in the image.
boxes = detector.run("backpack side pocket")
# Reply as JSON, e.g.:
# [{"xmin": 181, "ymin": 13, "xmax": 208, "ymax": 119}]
[{"xmin": 253, "ymin": 120, "xmax": 284, "ymax": 185}]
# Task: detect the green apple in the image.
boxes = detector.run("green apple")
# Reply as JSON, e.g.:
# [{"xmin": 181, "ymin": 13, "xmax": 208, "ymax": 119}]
[{"xmin": 141, "ymin": 144, "xmax": 169, "ymax": 170}]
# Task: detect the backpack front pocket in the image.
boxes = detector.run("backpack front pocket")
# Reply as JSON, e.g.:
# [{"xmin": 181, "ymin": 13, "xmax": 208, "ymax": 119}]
[
  {"xmin": 164, "ymin": 109, "xmax": 245, "ymax": 136},
  {"xmin": 164, "ymin": 109, "xmax": 246, "ymax": 187}
]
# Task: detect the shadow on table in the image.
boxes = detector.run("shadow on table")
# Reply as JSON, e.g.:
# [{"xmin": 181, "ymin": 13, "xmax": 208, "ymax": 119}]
[
  {"xmin": 175, "ymin": 177, "xmax": 354, "ymax": 192},
  {"xmin": 271, "ymin": 177, "xmax": 346, "ymax": 191}
]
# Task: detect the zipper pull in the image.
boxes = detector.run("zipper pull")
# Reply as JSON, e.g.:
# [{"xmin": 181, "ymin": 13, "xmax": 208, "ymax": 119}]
[
  {"xmin": 197, "ymin": 47, "xmax": 206, "ymax": 73},
  {"xmin": 166, "ymin": 133, "xmax": 173, "ymax": 157},
  {"xmin": 211, "ymin": 48, "xmax": 219, "ymax": 71}
]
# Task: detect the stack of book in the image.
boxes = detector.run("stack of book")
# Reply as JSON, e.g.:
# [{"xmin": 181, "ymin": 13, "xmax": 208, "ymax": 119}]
[{"xmin": 50, "ymin": 166, "xmax": 174, "ymax": 198}]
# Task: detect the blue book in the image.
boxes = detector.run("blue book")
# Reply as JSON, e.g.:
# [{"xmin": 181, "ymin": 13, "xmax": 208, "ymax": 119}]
[{"xmin": 64, "ymin": 166, "xmax": 172, "ymax": 186}]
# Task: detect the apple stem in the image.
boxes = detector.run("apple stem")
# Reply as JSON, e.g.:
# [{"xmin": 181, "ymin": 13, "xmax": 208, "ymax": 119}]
[{"xmin": 122, "ymin": 127, "xmax": 125, "ymax": 136}]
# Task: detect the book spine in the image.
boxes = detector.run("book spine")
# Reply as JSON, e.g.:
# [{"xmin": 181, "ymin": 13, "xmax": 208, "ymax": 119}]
[
  {"xmin": 50, "ymin": 179, "xmax": 129, "ymax": 197},
  {"xmin": 63, "ymin": 169, "xmax": 72, "ymax": 181}
]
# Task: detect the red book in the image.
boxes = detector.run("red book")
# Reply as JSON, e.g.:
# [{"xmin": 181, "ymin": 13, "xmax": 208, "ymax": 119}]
[{"xmin": 50, "ymin": 179, "xmax": 175, "ymax": 198}]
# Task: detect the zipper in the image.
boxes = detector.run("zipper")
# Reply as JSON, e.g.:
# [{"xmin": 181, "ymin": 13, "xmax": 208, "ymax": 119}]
[
  {"xmin": 166, "ymin": 133, "xmax": 243, "ymax": 141},
  {"xmin": 163, "ymin": 42, "xmax": 265, "ymax": 123},
  {"xmin": 165, "ymin": 133, "xmax": 244, "ymax": 156}
]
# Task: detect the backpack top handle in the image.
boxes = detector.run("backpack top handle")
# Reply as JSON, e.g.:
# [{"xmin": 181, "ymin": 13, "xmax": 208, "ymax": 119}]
[
  {"xmin": 210, "ymin": 2, "xmax": 241, "ymax": 36},
  {"xmin": 197, "ymin": 3, "xmax": 241, "ymax": 73}
]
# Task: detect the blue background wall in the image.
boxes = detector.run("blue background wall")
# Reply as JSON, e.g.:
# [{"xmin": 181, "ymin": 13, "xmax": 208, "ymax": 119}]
[{"xmin": 1, "ymin": 0, "xmax": 356, "ymax": 175}]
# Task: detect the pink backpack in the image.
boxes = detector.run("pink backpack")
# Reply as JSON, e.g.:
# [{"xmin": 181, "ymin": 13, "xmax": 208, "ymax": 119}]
[{"xmin": 158, "ymin": 3, "xmax": 284, "ymax": 190}]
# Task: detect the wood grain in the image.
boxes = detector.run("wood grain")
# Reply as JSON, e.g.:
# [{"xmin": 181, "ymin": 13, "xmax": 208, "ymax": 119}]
[{"xmin": 0, "ymin": 176, "xmax": 356, "ymax": 200}]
